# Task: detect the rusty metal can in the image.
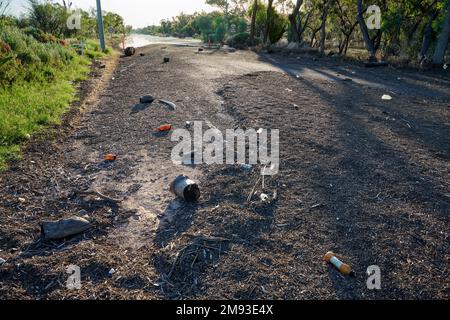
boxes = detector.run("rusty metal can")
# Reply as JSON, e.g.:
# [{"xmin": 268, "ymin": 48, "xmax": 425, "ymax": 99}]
[{"xmin": 170, "ymin": 175, "xmax": 200, "ymax": 202}]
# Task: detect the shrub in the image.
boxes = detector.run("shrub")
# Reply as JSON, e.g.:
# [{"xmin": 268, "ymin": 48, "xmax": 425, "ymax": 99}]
[
  {"xmin": 267, "ymin": 8, "xmax": 287, "ymax": 44},
  {"xmin": 226, "ymin": 32, "xmax": 249, "ymax": 48},
  {"xmin": 23, "ymin": 27, "xmax": 58, "ymax": 43},
  {"xmin": 0, "ymin": 25, "xmax": 81, "ymax": 86},
  {"xmin": 226, "ymin": 33, "xmax": 262, "ymax": 49}
]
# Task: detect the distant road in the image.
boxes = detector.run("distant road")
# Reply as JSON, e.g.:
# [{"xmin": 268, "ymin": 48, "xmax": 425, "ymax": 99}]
[{"xmin": 125, "ymin": 33, "xmax": 202, "ymax": 48}]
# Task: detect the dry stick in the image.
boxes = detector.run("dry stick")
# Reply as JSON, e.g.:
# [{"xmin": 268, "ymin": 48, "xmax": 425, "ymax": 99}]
[
  {"xmin": 247, "ymin": 176, "xmax": 262, "ymax": 202},
  {"xmin": 261, "ymin": 165, "xmax": 268, "ymax": 190},
  {"xmin": 78, "ymin": 189, "xmax": 122, "ymax": 203},
  {"xmin": 196, "ymin": 235, "xmax": 231, "ymax": 242},
  {"xmin": 190, "ymin": 251, "xmax": 200, "ymax": 269},
  {"xmin": 168, "ymin": 250, "xmax": 183, "ymax": 279}
]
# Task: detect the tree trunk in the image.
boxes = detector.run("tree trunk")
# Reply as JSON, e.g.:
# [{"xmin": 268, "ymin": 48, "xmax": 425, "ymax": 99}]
[
  {"xmin": 432, "ymin": 1, "xmax": 450, "ymax": 65},
  {"xmin": 289, "ymin": 0, "xmax": 303, "ymax": 43},
  {"xmin": 264, "ymin": 0, "xmax": 274, "ymax": 45},
  {"xmin": 300, "ymin": 12, "xmax": 313, "ymax": 40},
  {"xmin": 419, "ymin": 10, "xmax": 439, "ymax": 62},
  {"xmin": 250, "ymin": 0, "xmax": 258, "ymax": 45},
  {"xmin": 357, "ymin": 0, "xmax": 376, "ymax": 59},
  {"xmin": 373, "ymin": 29, "xmax": 383, "ymax": 51},
  {"xmin": 320, "ymin": 0, "xmax": 334, "ymax": 54},
  {"xmin": 310, "ymin": 26, "xmax": 321, "ymax": 47}
]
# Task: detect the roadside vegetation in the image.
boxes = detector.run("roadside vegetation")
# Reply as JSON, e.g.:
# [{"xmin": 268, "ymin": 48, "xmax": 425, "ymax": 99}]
[
  {"xmin": 0, "ymin": 0, "xmax": 128, "ymax": 170},
  {"xmin": 136, "ymin": 0, "xmax": 450, "ymax": 65}
]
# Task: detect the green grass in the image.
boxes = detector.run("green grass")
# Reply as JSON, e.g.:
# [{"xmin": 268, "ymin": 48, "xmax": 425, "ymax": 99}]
[
  {"xmin": 0, "ymin": 26, "xmax": 107, "ymax": 170},
  {"xmin": 71, "ymin": 39, "xmax": 113, "ymax": 59}
]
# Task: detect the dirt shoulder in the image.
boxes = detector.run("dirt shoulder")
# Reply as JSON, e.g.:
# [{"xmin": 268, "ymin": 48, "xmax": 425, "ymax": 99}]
[{"xmin": 0, "ymin": 45, "xmax": 448, "ymax": 299}]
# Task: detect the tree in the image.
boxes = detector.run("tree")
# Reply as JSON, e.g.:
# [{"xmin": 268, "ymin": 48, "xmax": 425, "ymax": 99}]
[
  {"xmin": 27, "ymin": 0, "xmax": 69, "ymax": 37},
  {"xmin": 432, "ymin": 0, "xmax": 450, "ymax": 64},
  {"xmin": 104, "ymin": 12, "xmax": 125, "ymax": 32},
  {"xmin": 206, "ymin": 0, "xmax": 230, "ymax": 35},
  {"xmin": 419, "ymin": 7, "xmax": 439, "ymax": 62},
  {"xmin": 357, "ymin": 0, "xmax": 376, "ymax": 59},
  {"xmin": 288, "ymin": 0, "xmax": 304, "ymax": 43},
  {"xmin": 61, "ymin": 1, "xmax": 72, "ymax": 9},
  {"xmin": 250, "ymin": 0, "xmax": 258, "ymax": 45},
  {"xmin": 334, "ymin": 0, "xmax": 358, "ymax": 55},
  {"xmin": 319, "ymin": 0, "xmax": 334, "ymax": 54},
  {"xmin": 0, "ymin": 0, "xmax": 10, "ymax": 17},
  {"xmin": 264, "ymin": 0, "xmax": 274, "ymax": 44}
]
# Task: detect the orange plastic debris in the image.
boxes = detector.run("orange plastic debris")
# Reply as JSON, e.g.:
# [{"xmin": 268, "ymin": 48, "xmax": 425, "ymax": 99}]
[
  {"xmin": 324, "ymin": 251, "xmax": 354, "ymax": 276},
  {"xmin": 157, "ymin": 124, "xmax": 172, "ymax": 132},
  {"xmin": 104, "ymin": 154, "xmax": 117, "ymax": 161}
]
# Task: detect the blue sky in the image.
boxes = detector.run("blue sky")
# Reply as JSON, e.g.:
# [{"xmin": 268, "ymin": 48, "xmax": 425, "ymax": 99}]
[{"xmin": 8, "ymin": 0, "xmax": 215, "ymax": 28}]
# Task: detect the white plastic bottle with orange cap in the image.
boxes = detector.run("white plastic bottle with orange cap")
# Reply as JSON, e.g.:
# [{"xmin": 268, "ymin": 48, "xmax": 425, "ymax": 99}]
[{"xmin": 324, "ymin": 251, "xmax": 355, "ymax": 276}]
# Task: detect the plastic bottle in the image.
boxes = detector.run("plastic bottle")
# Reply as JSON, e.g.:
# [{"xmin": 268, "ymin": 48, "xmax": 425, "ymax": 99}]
[{"xmin": 323, "ymin": 251, "xmax": 354, "ymax": 276}]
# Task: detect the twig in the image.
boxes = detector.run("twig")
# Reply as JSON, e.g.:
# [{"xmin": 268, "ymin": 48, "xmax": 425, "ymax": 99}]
[
  {"xmin": 168, "ymin": 250, "xmax": 184, "ymax": 279},
  {"xmin": 247, "ymin": 176, "xmax": 261, "ymax": 202},
  {"xmin": 77, "ymin": 189, "xmax": 122, "ymax": 203}
]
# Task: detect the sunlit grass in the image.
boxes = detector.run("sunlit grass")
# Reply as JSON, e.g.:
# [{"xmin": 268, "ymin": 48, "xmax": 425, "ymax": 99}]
[{"xmin": 0, "ymin": 26, "xmax": 108, "ymax": 170}]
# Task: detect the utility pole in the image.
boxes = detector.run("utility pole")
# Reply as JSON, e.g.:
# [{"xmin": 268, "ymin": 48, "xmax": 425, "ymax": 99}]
[{"xmin": 96, "ymin": 0, "xmax": 106, "ymax": 51}]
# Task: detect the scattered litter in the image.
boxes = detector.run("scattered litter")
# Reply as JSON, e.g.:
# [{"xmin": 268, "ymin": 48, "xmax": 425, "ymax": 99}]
[
  {"xmin": 157, "ymin": 124, "xmax": 172, "ymax": 132},
  {"xmin": 99, "ymin": 64, "xmax": 106, "ymax": 69},
  {"xmin": 163, "ymin": 57, "xmax": 170, "ymax": 63},
  {"xmin": 240, "ymin": 164, "xmax": 253, "ymax": 172},
  {"xmin": 443, "ymin": 64, "xmax": 448, "ymax": 70},
  {"xmin": 185, "ymin": 121, "xmax": 192, "ymax": 128},
  {"xmin": 257, "ymin": 128, "xmax": 264, "ymax": 134},
  {"xmin": 0, "ymin": 258, "xmax": 5, "ymax": 266},
  {"xmin": 296, "ymin": 74, "xmax": 301, "ymax": 79},
  {"xmin": 124, "ymin": 47, "xmax": 136, "ymax": 57},
  {"xmin": 104, "ymin": 154, "xmax": 117, "ymax": 161},
  {"xmin": 324, "ymin": 251, "xmax": 354, "ymax": 276},
  {"xmin": 285, "ymin": 88, "xmax": 293, "ymax": 92},
  {"xmin": 140, "ymin": 95, "xmax": 154, "ymax": 104},
  {"xmin": 382, "ymin": 94, "xmax": 393, "ymax": 100},
  {"xmin": 272, "ymin": 190, "xmax": 278, "ymax": 201},
  {"xmin": 108, "ymin": 268, "xmax": 116, "ymax": 276},
  {"xmin": 401, "ymin": 118, "xmax": 412, "ymax": 128},
  {"xmin": 170, "ymin": 175, "xmax": 200, "ymax": 202},
  {"xmin": 18, "ymin": 197, "xmax": 26, "ymax": 203},
  {"xmin": 260, "ymin": 193, "xmax": 270, "ymax": 203},
  {"xmin": 198, "ymin": 48, "xmax": 204, "ymax": 52},
  {"xmin": 159, "ymin": 99, "xmax": 176, "ymax": 110},
  {"xmin": 311, "ymin": 203, "xmax": 323, "ymax": 209},
  {"xmin": 41, "ymin": 216, "xmax": 92, "ymax": 240},
  {"xmin": 139, "ymin": 53, "xmax": 145, "ymax": 57}
]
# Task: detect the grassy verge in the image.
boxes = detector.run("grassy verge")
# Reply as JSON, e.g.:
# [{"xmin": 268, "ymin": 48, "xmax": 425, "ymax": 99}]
[{"xmin": 0, "ymin": 26, "xmax": 111, "ymax": 170}]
